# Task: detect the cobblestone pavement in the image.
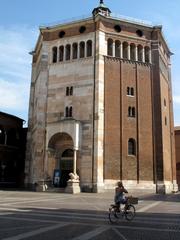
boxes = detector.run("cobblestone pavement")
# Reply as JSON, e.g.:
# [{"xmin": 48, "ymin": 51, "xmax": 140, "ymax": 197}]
[{"xmin": 0, "ymin": 190, "xmax": 179, "ymax": 240}]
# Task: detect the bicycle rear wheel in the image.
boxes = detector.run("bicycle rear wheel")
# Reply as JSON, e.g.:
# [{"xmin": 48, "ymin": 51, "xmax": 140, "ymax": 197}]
[
  {"xmin": 124, "ymin": 204, "xmax": 135, "ymax": 221},
  {"xmin": 108, "ymin": 207, "xmax": 120, "ymax": 223}
]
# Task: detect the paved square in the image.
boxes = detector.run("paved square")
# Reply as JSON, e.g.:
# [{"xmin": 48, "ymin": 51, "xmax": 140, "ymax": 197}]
[{"xmin": 0, "ymin": 190, "xmax": 179, "ymax": 239}]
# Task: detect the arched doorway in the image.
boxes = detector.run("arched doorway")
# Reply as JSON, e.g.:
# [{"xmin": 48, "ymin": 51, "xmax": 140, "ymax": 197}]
[
  {"xmin": 48, "ymin": 132, "xmax": 74, "ymax": 188},
  {"xmin": 60, "ymin": 149, "xmax": 73, "ymax": 187}
]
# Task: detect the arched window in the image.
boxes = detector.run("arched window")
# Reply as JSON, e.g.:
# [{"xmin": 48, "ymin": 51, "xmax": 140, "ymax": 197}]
[
  {"xmin": 87, "ymin": 40, "xmax": 92, "ymax": 57},
  {"xmin": 66, "ymin": 87, "xmax": 69, "ymax": 96},
  {"xmin": 66, "ymin": 86, "xmax": 73, "ymax": 96},
  {"xmin": 79, "ymin": 42, "xmax": 85, "ymax": 58},
  {"xmin": 59, "ymin": 46, "xmax": 64, "ymax": 62},
  {"xmin": 70, "ymin": 87, "xmax": 73, "ymax": 96},
  {"xmin": 115, "ymin": 40, "xmax": 121, "ymax": 57},
  {"xmin": 128, "ymin": 106, "xmax": 135, "ymax": 117},
  {"xmin": 145, "ymin": 46, "xmax": 150, "ymax": 63},
  {"xmin": 165, "ymin": 116, "xmax": 167, "ymax": 126},
  {"xmin": 123, "ymin": 42, "xmax": 128, "ymax": 59},
  {"xmin": 107, "ymin": 38, "xmax": 113, "ymax": 56},
  {"xmin": 69, "ymin": 106, "xmax": 73, "ymax": 117},
  {"xmin": 72, "ymin": 43, "xmax": 78, "ymax": 59},
  {"xmin": 127, "ymin": 87, "xmax": 134, "ymax": 96},
  {"xmin": 132, "ymin": 107, "xmax": 135, "ymax": 117},
  {"xmin": 164, "ymin": 98, "xmax": 166, "ymax": 107},
  {"xmin": 137, "ymin": 45, "xmax": 143, "ymax": 62},
  {"xmin": 128, "ymin": 138, "xmax": 136, "ymax": 155},
  {"xmin": 65, "ymin": 107, "xmax": 69, "ymax": 117},
  {"xmin": 52, "ymin": 47, "xmax": 57, "ymax": 63},
  {"xmin": 131, "ymin": 88, "xmax": 134, "ymax": 96},
  {"xmin": 65, "ymin": 106, "xmax": 73, "ymax": 118},
  {"xmin": 66, "ymin": 44, "xmax": 71, "ymax": 61},
  {"xmin": 128, "ymin": 107, "xmax": 132, "ymax": 117},
  {"xmin": 130, "ymin": 44, "xmax": 136, "ymax": 61}
]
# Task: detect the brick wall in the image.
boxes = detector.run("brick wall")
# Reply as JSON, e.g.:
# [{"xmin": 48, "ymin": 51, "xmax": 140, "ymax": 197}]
[{"xmin": 104, "ymin": 57, "xmax": 153, "ymax": 182}]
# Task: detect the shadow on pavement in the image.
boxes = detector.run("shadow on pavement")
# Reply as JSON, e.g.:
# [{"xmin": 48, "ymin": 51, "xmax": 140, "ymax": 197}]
[
  {"xmin": 138, "ymin": 192, "xmax": 180, "ymax": 203},
  {"xmin": 0, "ymin": 205, "xmax": 180, "ymax": 239}
]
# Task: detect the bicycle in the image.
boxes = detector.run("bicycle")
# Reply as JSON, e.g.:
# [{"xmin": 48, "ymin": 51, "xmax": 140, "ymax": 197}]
[{"xmin": 108, "ymin": 196, "xmax": 138, "ymax": 223}]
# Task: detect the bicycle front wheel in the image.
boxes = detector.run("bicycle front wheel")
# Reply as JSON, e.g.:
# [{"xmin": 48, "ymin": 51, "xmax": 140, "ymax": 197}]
[
  {"xmin": 108, "ymin": 207, "xmax": 119, "ymax": 223},
  {"xmin": 124, "ymin": 204, "xmax": 135, "ymax": 221}
]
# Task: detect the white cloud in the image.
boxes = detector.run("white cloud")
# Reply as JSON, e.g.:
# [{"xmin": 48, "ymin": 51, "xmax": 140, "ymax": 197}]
[
  {"xmin": 173, "ymin": 96, "xmax": 180, "ymax": 104},
  {"xmin": 0, "ymin": 25, "xmax": 38, "ymax": 120},
  {"xmin": 0, "ymin": 78, "xmax": 29, "ymax": 110}
]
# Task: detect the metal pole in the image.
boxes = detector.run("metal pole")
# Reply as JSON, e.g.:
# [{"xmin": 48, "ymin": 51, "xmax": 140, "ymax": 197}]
[{"xmin": 73, "ymin": 149, "xmax": 77, "ymax": 174}]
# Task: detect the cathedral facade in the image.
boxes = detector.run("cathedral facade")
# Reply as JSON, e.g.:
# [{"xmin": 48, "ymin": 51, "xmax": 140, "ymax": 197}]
[{"xmin": 25, "ymin": 1, "xmax": 178, "ymax": 193}]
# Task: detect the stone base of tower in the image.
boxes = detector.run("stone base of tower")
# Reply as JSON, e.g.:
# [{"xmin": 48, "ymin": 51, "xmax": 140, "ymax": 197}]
[
  {"xmin": 156, "ymin": 180, "xmax": 179, "ymax": 194},
  {"xmin": 75, "ymin": 180, "xmax": 179, "ymax": 194},
  {"xmin": 102, "ymin": 179, "xmax": 179, "ymax": 194},
  {"xmin": 172, "ymin": 180, "xmax": 179, "ymax": 193},
  {"xmin": 92, "ymin": 182, "xmax": 105, "ymax": 193},
  {"xmin": 103, "ymin": 180, "xmax": 156, "ymax": 193}
]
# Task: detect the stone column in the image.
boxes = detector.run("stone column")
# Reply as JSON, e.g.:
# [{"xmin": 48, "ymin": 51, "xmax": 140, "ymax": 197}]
[
  {"xmin": 73, "ymin": 149, "xmax": 77, "ymax": 174},
  {"xmin": 65, "ymin": 121, "xmax": 81, "ymax": 194},
  {"xmin": 65, "ymin": 147, "xmax": 81, "ymax": 194},
  {"xmin": 70, "ymin": 44, "xmax": 73, "ymax": 60},
  {"xmin": 128, "ymin": 44, "xmax": 131, "ymax": 60},
  {"xmin": 57, "ymin": 46, "xmax": 59, "ymax": 62},
  {"xmin": 119, "ymin": 43, "xmax": 122, "ymax": 58},
  {"xmin": 120, "ymin": 42, "xmax": 123, "ymax": 58},
  {"xmin": 77, "ymin": 42, "xmax": 80, "ymax": 59},
  {"xmin": 135, "ymin": 46, "xmax": 138, "ymax": 61},
  {"xmin": 149, "ymin": 49, "xmax": 152, "ymax": 64},
  {"xmin": 142, "ymin": 47, "xmax": 145, "ymax": 62},
  {"xmin": 63, "ymin": 45, "xmax": 66, "ymax": 61},
  {"xmin": 112, "ymin": 41, "xmax": 115, "ymax": 57},
  {"xmin": 85, "ymin": 41, "xmax": 87, "ymax": 58}
]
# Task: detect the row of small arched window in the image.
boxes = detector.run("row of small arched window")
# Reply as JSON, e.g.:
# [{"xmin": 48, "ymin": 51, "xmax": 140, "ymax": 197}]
[
  {"xmin": 66, "ymin": 86, "xmax": 73, "ymax": 96},
  {"xmin": 52, "ymin": 40, "xmax": 93, "ymax": 63},
  {"xmin": 107, "ymin": 39, "xmax": 151, "ymax": 63},
  {"xmin": 52, "ymin": 39, "xmax": 151, "ymax": 63},
  {"xmin": 66, "ymin": 86, "xmax": 134, "ymax": 97},
  {"xmin": 64, "ymin": 106, "xmax": 135, "ymax": 118}
]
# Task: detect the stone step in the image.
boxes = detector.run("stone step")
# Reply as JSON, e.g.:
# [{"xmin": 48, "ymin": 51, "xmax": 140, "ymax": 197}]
[{"xmin": 46, "ymin": 187, "xmax": 65, "ymax": 193}]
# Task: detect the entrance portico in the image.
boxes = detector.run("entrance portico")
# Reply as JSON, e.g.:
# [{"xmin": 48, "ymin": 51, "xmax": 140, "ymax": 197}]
[{"xmin": 45, "ymin": 119, "xmax": 81, "ymax": 190}]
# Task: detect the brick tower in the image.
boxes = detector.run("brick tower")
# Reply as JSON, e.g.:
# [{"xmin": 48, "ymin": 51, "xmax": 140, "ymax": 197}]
[{"xmin": 25, "ymin": 1, "xmax": 178, "ymax": 193}]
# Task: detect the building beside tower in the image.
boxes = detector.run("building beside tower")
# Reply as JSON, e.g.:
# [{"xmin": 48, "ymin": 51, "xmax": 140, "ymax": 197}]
[
  {"xmin": 0, "ymin": 112, "xmax": 27, "ymax": 188},
  {"xmin": 25, "ymin": 1, "xmax": 178, "ymax": 193},
  {"xmin": 175, "ymin": 127, "xmax": 180, "ymax": 189}
]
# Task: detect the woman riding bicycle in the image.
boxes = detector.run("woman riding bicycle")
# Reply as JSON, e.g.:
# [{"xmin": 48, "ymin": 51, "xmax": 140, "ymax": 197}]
[
  {"xmin": 109, "ymin": 182, "xmax": 136, "ymax": 222},
  {"xmin": 114, "ymin": 181, "xmax": 128, "ymax": 211}
]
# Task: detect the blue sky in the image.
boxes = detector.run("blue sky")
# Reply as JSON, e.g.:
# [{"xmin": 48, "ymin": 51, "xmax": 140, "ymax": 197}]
[{"xmin": 0, "ymin": 0, "xmax": 180, "ymax": 126}]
